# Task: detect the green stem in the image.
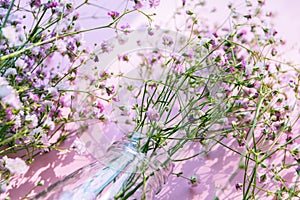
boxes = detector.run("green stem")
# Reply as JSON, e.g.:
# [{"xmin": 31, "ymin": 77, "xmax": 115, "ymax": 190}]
[
  {"xmin": 0, "ymin": 0, "xmax": 16, "ymax": 30},
  {"xmin": 0, "ymin": 9, "xmax": 137, "ymax": 61}
]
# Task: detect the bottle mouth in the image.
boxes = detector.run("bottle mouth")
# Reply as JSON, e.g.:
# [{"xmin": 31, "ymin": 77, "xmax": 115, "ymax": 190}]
[{"xmin": 99, "ymin": 132, "xmax": 171, "ymax": 172}]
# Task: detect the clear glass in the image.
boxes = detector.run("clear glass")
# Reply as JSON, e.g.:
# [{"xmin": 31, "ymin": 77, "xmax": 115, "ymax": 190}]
[{"xmin": 33, "ymin": 136, "xmax": 172, "ymax": 200}]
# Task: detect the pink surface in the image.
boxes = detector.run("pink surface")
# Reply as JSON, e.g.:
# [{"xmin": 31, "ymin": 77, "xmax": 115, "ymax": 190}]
[{"xmin": 5, "ymin": 1, "xmax": 300, "ymax": 199}]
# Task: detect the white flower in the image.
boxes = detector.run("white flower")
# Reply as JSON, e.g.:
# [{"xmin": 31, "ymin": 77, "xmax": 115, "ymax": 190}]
[
  {"xmin": 25, "ymin": 114, "xmax": 38, "ymax": 128},
  {"xmin": 0, "ymin": 77, "xmax": 10, "ymax": 98},
  {"xmin": 2, "ymin": 156, "xmax": 29, "ymax": 175},
  {"xmin": 0, "ymin": 86, "xmax": 22, "ymax": 109},
  {"xmin": 40, "ymin": 133, "xmax": 50, "ymax": 147},
  {"xmin": 3, "ymin": 68, "xmax": 17, "ymax": 77},
  {"xmin": 43, "ymin": 118, "xmax": 55, "ymax": 130},
  {"xmin": 59, "ymin": 0, "xmax": 74, "ymax": 8},
  {"xmin": 0, "ymin": 8, "xmax": 6, "ymax": 17},
  {"xmin": 26, "ymin": 127, "xmax": 43, "ymax": 143},
  {"xmin": 198, "ymin": 38, "xmax": 210, "ymax": 46},
  {"xmin": 0, "ymin": 182, "xmax": 7, "ymax": 193},
  {"xmin": 30, "ymin": 46, "xmax": 40, "ymax": 55},
  {"xmin": 245, "ymin": 64, "xmax": 254, "ymax": 75},
  {"xmin": 156, "ymin": 121, "xmax": 165, "ymax": 129},
  {"xmin": 14, "ymin": 115, "xmax": 22, "ymax": 129},
  {"xmin": 54, "ymin": 40, "xmax": 67, "ymax": 52},
  {"xmin": 47, "ymin": 87, "xmax": 59, "ymax": 99},
  {"xmin": 256, "ymin": 62, "xmax": 264, "ymax": 72},
  {"xmin": 0, "ymin": 85, "xmax": 12, "ymax": 98},
  {"xmin": 2, "ymin": 92, "xmax": 22, "ymax": 109},
  {"xmin": 2, "ymin": 26, "xmax": 17, "ymax": 44},
  {"xmin": 291, "ymin": 144, "xmax": 300, "ymax": 152},
  {"xmin": 29, "ymin": 127, "xmax": 44, "ymax": 137},
  {"xmin": 15, "ymin": 58, "xmax": 26, "ymax": 68},
  {"xmin": 172, "ymin": 64, "xmax": 185, "ymax": 75},
  {"xmin": 0, "ymin": 77, "xmax": 22, "ymax": 109},
  {"xmin": 71, "ymin": 138, "xmax": 87, "ymax": 155},
  {"xmin": 43, "ymin": 100, "xmax": 53, "ymax": 107}
]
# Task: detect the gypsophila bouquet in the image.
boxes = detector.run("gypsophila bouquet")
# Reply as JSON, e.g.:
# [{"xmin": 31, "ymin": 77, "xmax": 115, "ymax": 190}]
[
  {"xmin": 0, "ymin": 0, "xmax": 160, "ymax": 196},
  {"xmin": 0, "ymin": 0, "xmax": 299, "ymax": 199}
]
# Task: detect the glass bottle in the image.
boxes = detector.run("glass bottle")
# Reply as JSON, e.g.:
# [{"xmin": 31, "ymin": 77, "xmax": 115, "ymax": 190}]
[{"xmin": 33, "ymin": 136, "xmax": 172, "ymax": 200}]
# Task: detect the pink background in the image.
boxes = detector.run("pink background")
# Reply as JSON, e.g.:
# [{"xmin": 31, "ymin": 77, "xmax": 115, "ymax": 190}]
[{"xmin": 4, "ymin": 0, "xmax": 300, "ymax": 199}]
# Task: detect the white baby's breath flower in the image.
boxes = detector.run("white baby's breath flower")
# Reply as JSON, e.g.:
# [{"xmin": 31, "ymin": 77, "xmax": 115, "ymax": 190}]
[
  {"xmin": 71, "ymin": 138, "xmax": 87, "ymax": 155},
  {"xmin": 291, "ymin": 144, "xmax": 300, "ymax": 152},
  {"xmin": 0, "ymin": 8, "xmax": 6, "ymax": 17},
  {"xmin": 40, "ymin": 133, "xmax": 51, "ymax": 147},
  {"xmin": 29, "ymin": 127, "xmax": 44, "ymax": 137},
  {"xmin": 26, "ymin": 127, "xmax": 43, "ymax": 143},
  {"xmin": 0, "ymin": 181, "xmax": 7, "ymax": 193},
  {"xmin": 43, "ymin": 118, "xmax": 55, "ymax": 130},
  {"xmin": 0, "ymin": 85, "xmax": 12, "ymax": 98},
  {"xmin": 3, "ymin": 93, "xmax": 22, "ymax": 109},
  {"xmin": 15, "ymin": 58, "xmax": 26, "ymax": 68},
  {"xmin": 2, "ymin": 26, "xmax": 17, "ymax": 44},
  {"xmin": 2, "ymin": 156, "xmax": 29, "ymax": 175},
  {"xmin": 0, "ymin": 77, "xmax": 22, "ymax": 109},
  {"xmin": 43, "ymin": 100, "xmax": 53, "ymax": 107},
  {"xmin": 3, "ymin": 68, "xmax": 17, "ymax": 77},
  {"xmin": 47, "ymin": 86, "xmax": 59, "ymax": 100},
  {"xmin": 14, "ymin": 114, "xmax": 22, "ymax": 129},
  {"xmin": 54, "ymin": 40, "xmax": 67, "ymax": 52},
  {"xmin": 119, "ymin": 105, "xmax": 132, "ymax": 116},
  {"xmin": 30, "ymin": 46, "xmax": 40, "ymax": 55},
  {"xmin": 245, "ymin": 64, "xmax": 254, "ymax": 75},
  {"xmin": 256, "ymin": 62, "xmax": 264, "ymax": 74},
  {"xmin": 25, "ymin": 114, "xmax": 38, "ymax": 128},
  {"xmin": 198, "ymin": 38, "xmax": 210, "ymax": 46},
  {"xmin": 156, "ymin": 121, "xmax": 165, "ymax": 129},
  {"xmin": 60, "ymin": 0, "xmax": 74, "ymax": 6},
  {"xmin": 55, "ymin": 82, "xmax": 69, "ymax": 90}
]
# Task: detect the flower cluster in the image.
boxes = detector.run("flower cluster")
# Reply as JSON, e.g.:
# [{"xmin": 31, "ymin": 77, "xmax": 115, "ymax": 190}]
[
  {"xmin": 0, "ymin": 0, "xmax": 155, "ymax": 197},
  {"xmin": 80, "ymin": 0, "xmax": 299, "ymax": 199}
]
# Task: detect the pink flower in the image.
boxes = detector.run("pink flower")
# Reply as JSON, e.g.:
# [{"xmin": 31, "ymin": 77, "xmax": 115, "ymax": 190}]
[
  {"xmin": 162, "ymin": 35, "xmax": 174, "ymax": 47},
  {"xmin": 120, "ymin": 23, "xmax": 131, "ymax": 34},
  {"xmin": 172, "ymin": 64, "xmax": 185, "ymax": 75},
  {"xmin": 29, "ymin": 0, "xmax": 42, "ymax": 7},
  {"xmin": 107, "ymin": 11, "xmax": 120, "ymax": 20},
  {"xmin": 149, "ymin": 0, "xmax": 160, "ymax": 8},
  {"xmin": 147, "ymin": 27, "xmax": 154, "ymax": 36},
  {"xmin": 146, "ymin": 108, "xmax": 160, "ymax": 121},
  {"xmin": 106, "ymin": 85, "xmax": 115, "ymax": 96},
  {"xmin": 147, "ymin": 52, "xmax": 161, "ymax": 65},
  {"xmin": 2, "ymin": 26, "xmax": 18, "ymax": 44},
  {"xmin": 118, "ymin": 54, "xmax": 129, "ymax": 62},
  {"xmin": 45, "ymin": 1, "xmax": 58, "ymax": 9},
  {"xmin": 97, "ymin": 101, "xmax": 105, "ymax": 113},
  {"xmin": 100, "ymin": 40, "xmax": 113, "ymax": 53},
  {"xmin": 133, "ymin": 0, "xmax": 143, "ymax": 9}
]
